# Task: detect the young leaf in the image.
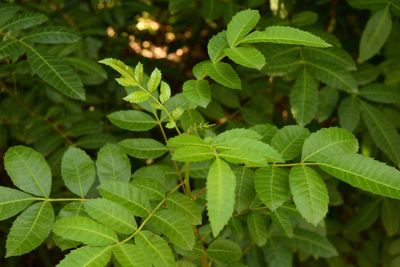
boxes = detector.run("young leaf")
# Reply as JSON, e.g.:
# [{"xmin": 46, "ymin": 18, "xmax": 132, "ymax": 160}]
[
  {"xmin": 240, "ymin": 26, "xmax": 331, "ymax": 47},
  {"xmin": 135, "ymin": 231, "xmax": 175, "ymax": 267},
  {"xmin": 6, "ymin": 202, "xmax": 54, "ymax": 257},
  {"xmin": 207, "ymin": 158, "xmax": 236, "ymax": 236},
  {"xmin": 168, "ymin": 134, "xmax": 215, "ymax": 162},
  {"xmin": 207, "ymin": 239, "xmax": 242, "ymax": 263},
  {"xmin": 338, "ymin": 95, "xmax": 361, "ymax": 132},
  {"xmin": 99, "ymin": 58, "xmax": 135, "ymax": 84},
  {"xmin": 0, "ymin": 186, "xmax": 34, "ymax": 221},
  {"xmin": 271, "ymin": 125, "xmax": 310, "ymax": 161},
  {"xmin": 271, "ymin": 207, "xmax": 294, "ymax": 238},
  {"xmin": 107, "ymin": 110, "xmax": 157, "ymax": 131},
  {"xmin": 224, "ymin": 46, "xmax": 265, "ymax": 70},
  {"xmin": 61, "ymin": 147, "xmax": 95, "ymax": 197},
  {"xmin": 302, "ymin": 127, "xmax": 359, "ymax": 162},
  {"xmin": 96, "ymin": 144, "xmax": 131, "ymax": 184},
  {"xmin": 84, "ymin": 198, "xmax": 137, "ymax": 235},
  {"xmin": 208, "ymin": 31, "xmax": 229, "ymax": 62},
  {"xmin": 4, "ymin": 145, "xmax": 52, "ymax": 197},
  {"xmin": 52, "ymin": 216, "xmax": 118, "ymax": 246},
  {"xmin": 290, "ymin": 67, "xmax": 319, "ymax": 126},
  {"xmin": 359, "ymin": 7, "xmax": 392, "ymax": 63},
  {"xmin": 182, "ymin": 79, "xmax": 211, "ymax": 108},
  {"xmin": 119, "ymin": 138, "xmax": 167, "ymax": 159},
  {"xmin": 204, "ymin": 61, "xmax": 242, "ymax": 89},
  {"xmin": 226, "ymin": 9, "xmax": 260, "ymax": 47},
  {"xmin": 159, "ymin": 81, "xmax": 171, "ymax": 104},
  {"xmin": 359, "ymin": 83, "xmax": 400, "ymax": 104},
  {"xmin": 289, "ymin": 166, "xmax": 329, "ymax": 226},
  {"xmin": 289, "ymin": 229, "xmax": 337, "ymax": 257},
  {"xmin": 166, "ymin": 192, "xmax": 202, "ymax": 225},
  {"xmin": 123, "ymin": 91, "xmax": 150, "ymax": 103},
  {"xmin": 113, "ymin": 244, "xmax": 151, "ymax": 267},
  {"xmin": 149, "ymin": 209, "xmax": 195, "ymax": 250},
  {"xmin": 254, "ymin": 166, "xmax": 290, "ymax": 211},
  {"xmin": 57, "ymin": 246, "xmax": 112, "ymax": 267},
  {"xmin": 263, "ymin": 238, "xmax": 293, "ymax": 267},
  {"xmin": 247, "ymin": 212, "xmax": 268, "ymax": 246},
  {"xmin": 97, "ymin": 181, "xmax": 151, "ymax": 217},
  {"xmin": 22, "ymin": 26, "xmax": 80, "ymax": 44},
  {"xmin": 146, "ymin": 68, "xmax": 161, "ymax": 92}
]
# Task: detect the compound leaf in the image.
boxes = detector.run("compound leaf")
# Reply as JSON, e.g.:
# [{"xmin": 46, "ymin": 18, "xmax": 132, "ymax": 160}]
[
  {"xmin": 0, "ymin": 187, "xmax": 34, "ymax": 221},
  {"xmin": 271, "ymin": 125, "xmax": 310, "ymax": 161},
  {"xmin": 226, "ymin": 9, "xmax": 260, "ymax": 47},
  {"xmin": 96, "ymin": 144, "xmax": 131, "ymax": 184},
  {"xmin": 119, "ymin": 138, "xmax": 167, "ymax": 160},
  {"xmin": 135, "ymin": 231, "xmax": 175, "ymax": 267},
  {"xmin": 207, "ymin": 239, "xmax": 242, "ymax": 263},
  {"xmin": 57, "ymin": 246, "xmax": 112, "ymax": 267},
  {"xmin": 107, "ymin": 110, "xmax": 157, "ymax": 132}
]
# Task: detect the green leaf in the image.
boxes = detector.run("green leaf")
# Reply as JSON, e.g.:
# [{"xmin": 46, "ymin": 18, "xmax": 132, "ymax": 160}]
[
  {"xmin": 96, "ymin": 144, "xmax": 131, "ymax": 184},
  {"xmin": 0, "ymin": 4, "xmax": 20, "ymax": 26},
  {"xmin": 61, "ymin": 147, "xmax": 95, "ymax": 197},
  {"xmin": 226, "ymin": 9, "xmax": 260, "ymax": 47},
  {"xmin": 119, "ymin": 138, "xmax": 167, "ymax": 159},
  {"xmin": 84, "ymin": 198, "xmax": 136, "ymax": 235},
  {"xmin": 319, "ymin": 154, "xmax": 400, "ymax": 199},
  {"xmin": 6, "ymin": 202, "xmax": 54, "ymax": 257},
  {"xmin": 159, "ymin": 81, "xmax": 171, "ymax": 104},
  {"xmin": 182, "ymin": 79, "xmax": 211, "ymax": 108},
  {"xmin": 213, "ymin": 128, "xmax": 262, "ymax": 142},
  {"xmin": 255, "ymin": 166, "xmax": 290, "ymax": 211},
  {"xmin": 208, "ymin": 31, "xmax": 229, "ymax": 62},
  {"xmin": 207, "ymin": 239, "xmax": 242, "ymax": 263},
  {"xmin": 135, "ymin": 231, "xmax": 175, "ymax": 267},
  {"xmin": 123, "ymin": 91, "xmax": 150, "ymax": 103},
  {"xmin": 361, "ymin": 101, "xmax": 400, "ymax": 167},
  {"xmin": 64, "ymin": 57, "xmax": 107, "ymax": 85},
  {"xmin": 302, "ymin": 127, "xmax": 359, "ymax": 162},
  {"xmin": 247, "ymin": 212, "xmax": 268, "ymax": 246},
  {"xmin": 113, "ymin": 244, "xmax": 151, "ymax": 267},
  {"xmin": 0, "ymin": 12, "xmax": 47, "ymax": 31},
  {"xmin": 0, "ymin": 40, "xmax": 25, "ymax": 61},
  {"xmin": 338, "ymin": 95, "xmax": 361, "ymax": 132},
  {"xmin": 271, "ymin": 125, "xmax": 310, "ymax": 161},
  {"xmin": 381, "ymin": 198, "xmax": 400, "ymax": 236},
  {"xmin": 98, "ymin": 181, "xmax": 151, "ymax": 217},
  {"xmin": 302, "ymin": 47, "xmax": 356, "ymax": 71},
  {"xmin": 316, "ymin": 86, "xmax": 339, "ymax": 123},
  {"xmin": 53, "ymin": 216, "xmax": 118, "ymax": 246},
  {"xmin": 224, "ymin": 46, "xmax": 265, "ymax": 70},
  {"xmin": 168, "ymin": 134, "xmax": 215, "ymax": 162},
  {"xmin": 263, "ymin": 238, "xmax": 293, "ymax": 267},
  {"xmin": 166, "ymin": 192, "xmax": 202, "ymax": 225},
  {"xmin": 149, "ymin": 209, "xmax": 195, "ymax": 250},
  {"xmin": 4, "ymin": 145, "xmax": 52, "ymax": 197},
  {"xmin": 271, "ymin": 207, "xmax": 294, "ymax": 238},
  {"xmin": 22, "ymin": 26, "xmax": 80, "ymax": 44},
  {"xmin": 291, "ymin": 11, "xmax": 318, "ymax": 27},
  {"xmin": 207, "ymin": 158, "xmax": 236, "ymax": 236},
  {"xmin": 359, "ymin": 83, "xmax": 400, "ymax": 104},
  {"xmin": 204, "ymin": 61, "xmax": 242, "ymax": 89},
  {"xmin": 131, "ymin": 178, "xmax": 164, "ymax": 200},
  {"xmin": 235, "ymin": 167, "xmax": 255, "ymax": 212},
  {"xmin": 345, "ymin": 198, "xmax": 380, "ymax": 233},
  {"xmin": 359, "ymin": 7, "xmax": 392, "ymax": 63},
  {"xmin": 202, "ymin": 0, "xmax": 223, "ymax": 21},
  {"xmin": 289, "ymin": 166, "xmax": 329, "ymax": 226},
  {"xmin": 289, "ymin": 228, "xmax": 337, "ymax": 257},
  {"xmin": 99, "ymin": 58, "xmax": 136, "ymax": 85},
  {"xmin": 107, "ymin": 110, "xmax": 157, "ymax": 131},
  {"xmin": 0, "ymin": 187, "xmax": 34, "ymax": 221},
  {"xmin": 147, "ymin": 68, "xmax": 162, "ymax": 92},
  {"xmin": 240, "ymin": 26, "xmax": 331, "ymax": 47},
  {"xmin": 27, "ymin": 48, "xmax": 85, "ymax": 100},
  {"xmin": 57, "ymin": 246, "xmax": 112, "ymax": 267}
]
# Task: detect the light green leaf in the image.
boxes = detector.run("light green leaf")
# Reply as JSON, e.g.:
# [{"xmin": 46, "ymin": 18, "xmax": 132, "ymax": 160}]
[
  {"xmin": 226, "ymin": 9, "xmax": 260, "ymax": 47},
  {"xmin": 359, "ymin": 83, "xmax": 400, "ymax": 104},
  {"xmin": 316, "ymin": 86, "xmax": 339, "ymax": 123},
  {"xmin": 302, "ymin": 47, "xmax": 356, "ymax": 71},
  {"xmin": 27, "ymin": 48, "xmax": 85, "ymax": 100},
  {"xmin": 361, "ymin": 101, "xmax": 400, "ymax": 167},
  {"xmin": 381, "ymin": 198, "xmax": 400, "ymax": 236},
  {"xmin": 123, "ymin": 91, "xmax": 150, "ymax": 103},
  {"xmin": 192, "ymin": 61, "xmax": 209, "ymax": 80},
  {"xmin": 84, "ymin": 198, "xmax": 136, "ymax": 235},
  {"xmin": 289, "ymin": 166, "xmax": 329, "ymax": 226},
  {"xmin": 0, "ymin": 12, "xmax": 47, "ymax": 31},
  {"xmin": 319, "ymin": 154, "xmax": 400, "ymax": 199},
  {"xmin": 235, "ymin": 167, "xmax": 255, "ymax": 212},
  {"xmin": 107, "ymin": 110, "xmax": 157, "ymax": 131},
  {"xmin": 57, "ymin": 246, "xmax": 112, "ymax": 267},
  {"xmin": 96, "ymin": 144, "xmax": 131, "ymax": 184},
  {"xmin": 135, "ymin": 231, "xmax": 175, "ymax": 267},
  {"xmin": 302, "ymin": 127, "xmax": 359, "ymax": 162},
  {"xmin": 263, "ymin": 238, "xmax": 293, "ymax": 267},
  {"xmin": 4, "ymin": 145, "xmax": 52, "ymax": 197},
  {"xmin": 61, "ymin": 147, "xmax": 95, "ymax": 197},
  {"xmin": 207, "ymin": 158, "xmax": 236, "ymax": 236},
  {"xmin": 0, "ymin": 186, "xmax": 34, "ymax": 221},
  {"xmin": 182, "ymin": 79, "xmax": 211, "ymax": 108},
  {"xmin": 168, "ymin": 134, "xmax": 215, "ymax": 162},
  {"xmin": 53, "ymin": 216, "xmax": 118, "ymax": 246},
  {"xmin": 213, "ymin": 128, "xmax": 262, "ymax": 142},
  {"xmin": 22, "ymin": 26, "xmax": 80, "ymax": 44},
  {"xmin": 207, "ymin": 239, "xmax": 242, "ymax": 263},
  {"xmin": 147, "ymin": 68, "xmax": 162, "ymax": 92},
  {"xmin": 6, "ymin": 202, "xmax": 54, "ymax": 257},
  {"xmin": 338, "ymin": 95, "xmax": 361, "ymax": 132},
  {"xmin": 289, "ymin": 228, "xmax": 337, "ymax": 257},
  {"xmin": 98, "ymin": 181, "xmax": 151, "ymax": 217},
  {"xmin": 166, "ymin": 192, "xmax": 202, "ymax": 225},
  {"xmin": 271, "ymin": 125, "xmax": 310, "ymax": 161},
  {"xmin": 254, "ymin": 166, "xmax": 290, "ymax": 211},
  {"xmin": 204, "ymin": 61, "xmax": 242, "ymax": 89},
  {"xmin": 208, "ymin": 31, "xmax": 229, "ymax": 62},
  {"xmin": 119, "ymin": 138, "xmax": 167, "ymax": 160},
  {"xmin": 113, "ymin": 244, "xmax": 151, "ymax": 267},
  {"xmin": 99, "ymin": 58, "xmax": 136, "ymax": 85},
  {"xmin": 247, "ymin": 212, "xmax": 268, "ymax": 246},
  {"xmin": 149, "ymin": 209, "xmax": 195, "ymax": 250},
  {"xmin": 271, "ymin": 207, "xmax": 294, "ymax": 238},
  {"xmin": 240, "ymin": 26, "xmax": 331, "ymax": 47},
  {"xmin": 224, "ymin": 46, "xmax": 265, "ymax": 70},
  {"xmin": 159, "ymin": 81, "xmax": 171, "ymax": 104},
  {"xmin": 359, "ymin": 7, "xmax": 392, "ymax": 63}
]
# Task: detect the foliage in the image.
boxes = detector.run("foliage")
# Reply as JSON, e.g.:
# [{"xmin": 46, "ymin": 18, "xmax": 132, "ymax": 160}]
[{"xmin": 1, "ymin": 1, "xmax": 400, "ymax": 266}]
